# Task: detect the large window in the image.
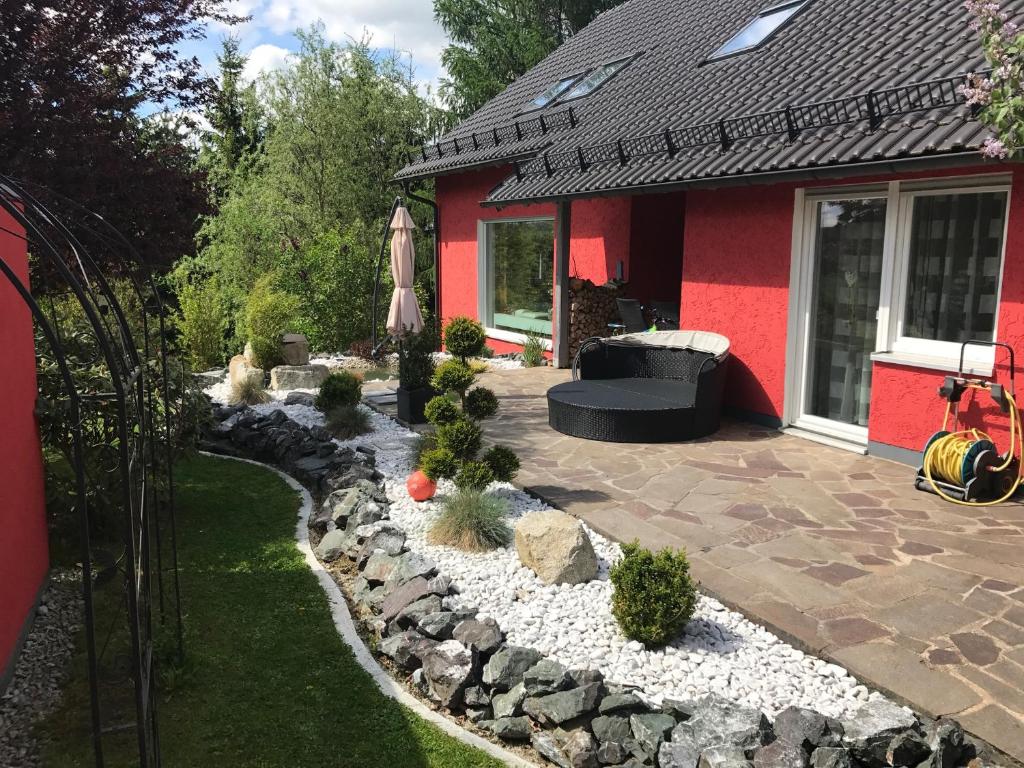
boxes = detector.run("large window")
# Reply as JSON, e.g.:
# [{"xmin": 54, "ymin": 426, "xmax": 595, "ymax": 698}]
[
  {"xmin": 707, "ymin": 0, "xmax": 810, "ymax": 61},
  {"xmin": 479, "ymin": 219, "xmax": 555, "ymax": 337}
]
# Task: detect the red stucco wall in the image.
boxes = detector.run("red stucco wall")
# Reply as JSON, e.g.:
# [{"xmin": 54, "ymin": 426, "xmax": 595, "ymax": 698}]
[
  {"xmin": 436, "ymin": 167, "xmax": 632, "ymax": 351},
  {"xmin": 0, "ymin": 208, "xmax": 49, "ymax": 678}
]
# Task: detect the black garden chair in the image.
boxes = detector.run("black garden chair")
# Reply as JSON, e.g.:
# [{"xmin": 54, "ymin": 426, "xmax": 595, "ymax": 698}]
[
  {"xmin": 610, "ymin": 297, "xmax": 649, "ymax": 334},
  {"xmin": 650, "ymin": 301, "xmax": 681, "ymax": 330}
]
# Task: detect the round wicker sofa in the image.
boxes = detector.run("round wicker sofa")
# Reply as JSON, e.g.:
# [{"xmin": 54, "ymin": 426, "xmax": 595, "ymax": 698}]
[{"xmin": 547, "ymin": 331, "xmax": 730, "ymax": 443}]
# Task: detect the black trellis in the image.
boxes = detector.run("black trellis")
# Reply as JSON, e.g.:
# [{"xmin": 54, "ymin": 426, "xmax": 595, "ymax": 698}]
[{"xmin": 0, "ymin": 175, "xmax": 182, "ymax": 768}]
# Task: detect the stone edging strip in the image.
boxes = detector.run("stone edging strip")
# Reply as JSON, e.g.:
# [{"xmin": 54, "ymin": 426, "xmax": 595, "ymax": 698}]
[{"xmin": 199, "ymin": 451, "xmax": 535, "ymax": 768}]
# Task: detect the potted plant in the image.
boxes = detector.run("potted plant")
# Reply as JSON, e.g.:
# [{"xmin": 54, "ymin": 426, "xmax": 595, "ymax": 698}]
[{"xmin": 397, "ymin": 327, "xmax": 437, "ymax": 424}]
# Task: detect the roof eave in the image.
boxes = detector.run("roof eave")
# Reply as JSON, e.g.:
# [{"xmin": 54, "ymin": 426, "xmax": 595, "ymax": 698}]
[{"xmin": 392, "ymin": 149, "xmax": 548, "ymax": 184}]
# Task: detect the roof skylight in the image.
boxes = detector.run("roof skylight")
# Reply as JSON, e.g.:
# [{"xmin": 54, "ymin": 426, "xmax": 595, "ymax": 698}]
[
  {"xmin": 560, "ymin": 57, "xmax": 632, "ymax": 101},
  {"xmin": 708, "ymin": 0, "xmax": 810, "ymax": 61},
  {"xmin": 528, "ymin": 76, "xmax": 582, "ymax": 109}
]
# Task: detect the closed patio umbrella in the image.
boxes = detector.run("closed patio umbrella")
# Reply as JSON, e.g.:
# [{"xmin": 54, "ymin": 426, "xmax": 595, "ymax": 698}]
[{"xmin": 386, "ymin": 205, "xmax": 424, "ymax": 335}]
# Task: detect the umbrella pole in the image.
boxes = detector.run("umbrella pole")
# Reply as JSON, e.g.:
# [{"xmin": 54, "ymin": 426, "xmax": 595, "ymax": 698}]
[
  {"xmin": 404, "ymin": 186, "xmax": 441, "ymax": 348},
  {"xmin": 371, "ymin": 196, "xmax": 403, "ymax": 356}
]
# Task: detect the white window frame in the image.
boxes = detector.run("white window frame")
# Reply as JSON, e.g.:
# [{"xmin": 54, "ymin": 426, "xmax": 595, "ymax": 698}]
[
  {"xmin": 477, "ymin": 216, "xmax": 556, "ymax": 349},
  {"xmin": 785, "ymin": 174, "xmax": 1012, "ymax": 436}
]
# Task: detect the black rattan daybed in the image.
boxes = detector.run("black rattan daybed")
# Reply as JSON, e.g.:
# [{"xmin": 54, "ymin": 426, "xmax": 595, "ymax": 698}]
[{"xmin": 547, "ymin": 330, "xmax": 730, "ymax": 443}]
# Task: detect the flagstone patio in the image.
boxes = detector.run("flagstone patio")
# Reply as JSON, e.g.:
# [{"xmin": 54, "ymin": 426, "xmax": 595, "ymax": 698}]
[{"xmin": 456, "ymin": 367, "xmax": 1024, "ymax": 761}]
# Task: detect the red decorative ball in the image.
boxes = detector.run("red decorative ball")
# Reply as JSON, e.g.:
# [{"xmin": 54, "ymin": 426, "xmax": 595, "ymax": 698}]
[{"xmin": 406, "ymin": 470, "xmax": 437, "ymax": 502}]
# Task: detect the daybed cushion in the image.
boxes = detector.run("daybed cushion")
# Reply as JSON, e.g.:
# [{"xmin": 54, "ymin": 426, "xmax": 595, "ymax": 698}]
[{"xmin": 605, "ymin": 330, "xmax": 730, "ymax": 360}]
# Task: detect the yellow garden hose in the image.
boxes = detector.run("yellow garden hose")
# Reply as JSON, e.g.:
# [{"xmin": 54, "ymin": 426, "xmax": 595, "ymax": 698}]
[{"xmin": 922, "ymin": 384, "xmax": 1022, "ymax": 506}]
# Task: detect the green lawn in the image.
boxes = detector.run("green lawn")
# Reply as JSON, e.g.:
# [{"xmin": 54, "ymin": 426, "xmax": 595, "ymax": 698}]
[{"xmin": 39, "ymin": 453, "xmax": 502, "ymax": 768}]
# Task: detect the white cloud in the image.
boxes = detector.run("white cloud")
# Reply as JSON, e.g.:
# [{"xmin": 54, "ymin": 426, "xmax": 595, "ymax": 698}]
[{"xmin": 242, "ymin": 43, "xmax": 292, "ymax": 83}]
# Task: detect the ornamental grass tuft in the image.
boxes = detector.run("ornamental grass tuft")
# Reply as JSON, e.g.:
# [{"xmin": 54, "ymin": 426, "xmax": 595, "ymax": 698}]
[
  {"xmin": 325, "ymin": 404, "xmax": 372, "ymax": 439},
  {"xmin": 230, "ymin": 375, "xmax": 270, "ymax": 405},
  {"xmin": 427, "ymin": 489, "xmax": 511, "ymax": 552},
  {"xmin": 609, "ymin": 540, "xmax": 697, "ymax": 648}
]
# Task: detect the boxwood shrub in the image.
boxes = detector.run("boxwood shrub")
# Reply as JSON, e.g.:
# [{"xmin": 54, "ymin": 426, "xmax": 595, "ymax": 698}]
[{"xmin": 610, "ymin": 541, "xmax": 697, "ymax": 647}]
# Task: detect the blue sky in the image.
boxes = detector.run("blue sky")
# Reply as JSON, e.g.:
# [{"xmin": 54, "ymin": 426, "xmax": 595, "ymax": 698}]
[{"xmin": 187, "ymin": 0, "xmax": 449, "ymax": 93}]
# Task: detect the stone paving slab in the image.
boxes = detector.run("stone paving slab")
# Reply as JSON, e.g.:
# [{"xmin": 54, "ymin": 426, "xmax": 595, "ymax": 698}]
[{"xmin": 463, "ymin": 367, "xmax": 1024, "ymax": 762}]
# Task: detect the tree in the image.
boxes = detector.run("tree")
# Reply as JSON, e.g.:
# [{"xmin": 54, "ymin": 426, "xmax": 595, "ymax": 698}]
[
  {"xmin": 0, "ymin": 0, "xmax": 243, "ymax": 271},
  {"xmin": 963, "ymin": 1, "xmax": 1023, "ymax": 159},
  {"xmin": 434, "ymin": 0, "xmax": 626, "ymax": 118}
]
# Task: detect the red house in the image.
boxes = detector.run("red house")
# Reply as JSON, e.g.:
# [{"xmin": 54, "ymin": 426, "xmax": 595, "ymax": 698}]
[
  {"xmin": 396, "ymin": 0, "xmax": 1024, "ymax": 463},
  {"xmin": 0, "ymin": 206, "xmax": 50, "ymax": 686}
]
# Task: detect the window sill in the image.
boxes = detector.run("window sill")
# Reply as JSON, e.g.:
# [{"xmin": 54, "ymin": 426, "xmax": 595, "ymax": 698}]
[
  {"xmin": 484, "ymin": 327, "xmax": 553, "ymax": 350},
  {"xmin": 870, "ymin": 351, "xmax": 994, "ymax": 377}
]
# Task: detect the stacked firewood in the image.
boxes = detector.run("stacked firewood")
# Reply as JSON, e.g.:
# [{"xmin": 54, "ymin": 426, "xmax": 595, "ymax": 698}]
[{"xmin": 568, "ymin": 278, "xmax": 625, "ymax": 360}]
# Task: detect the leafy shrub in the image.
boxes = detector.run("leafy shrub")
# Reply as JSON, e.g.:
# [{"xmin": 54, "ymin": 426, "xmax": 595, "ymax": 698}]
[
  {"xmin": 349, "ymin": 337, "xmax": 376, "ymax": 360},
  {"xmin": 443, "ymin": 316, "xmax": 486, "ymax": 361},
  {"xmin": 464, "ymin": 387, "xmax": 498, "ymax": 420},
  {"xmin": 175, "ymin": 280, "xmax": 227, "ymax": 370},
  {"xmin": 521, "ymin": 333, "xmax": 545, "ymax": 368},
  {"xmin": 230, "ymin": 375, "xmax": 270, "ymax": 405},
  {"xmin": 427, "ymin": 489, "xmax": 511, "ymax": 552},
  {"xmin": 432, "ymin": 359, "xmax": 475, "ymax": 397},
  {"xmin": 316, "ymin": 371, "xmax": 362, "ymax": 411},
  {"xmin": 455, "ymin": 460, "xmax": 495, "ymax": 491},
  {"xmin": 483, "ymin": 445, "xmax": 520, "ymax": 483},
  {"xmin": 424, "ymin": 395, "xmax": 460, "ymax": 425},
  {"xmin": 326, "ymin": 404, "xmax": 371, "ymax": 439},
  {"xmin": 610, "ymin": 541, "xmax": 697, "ymax": 648},
  {"xmin": 243, "ymin": 275, "xmax": 301, "ymax": 369},
  {"xmin": 478, "ymin": 345, "xmax": 495, "ymax": 359},
  {"xmin": 436, "ymin": 419, "xmax": 482, "ymax": 460},
  {"xmin": 420, "ymin": 447, "xmax": 458, "ymax": 481},
  {"xmin": 399, "ymin": 328, "xmax": 436, "ymax": 389}
]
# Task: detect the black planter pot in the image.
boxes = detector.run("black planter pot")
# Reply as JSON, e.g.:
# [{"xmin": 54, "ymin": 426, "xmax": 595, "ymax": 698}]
[{"xmin": 397, "ymin": 386, "xmax": 435, "ymax": 424}]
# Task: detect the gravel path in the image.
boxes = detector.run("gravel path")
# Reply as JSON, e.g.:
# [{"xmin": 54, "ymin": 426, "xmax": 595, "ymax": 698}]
[{"xmin": 0, "ymin": 570, "xmax": 82, "ymax": 768}]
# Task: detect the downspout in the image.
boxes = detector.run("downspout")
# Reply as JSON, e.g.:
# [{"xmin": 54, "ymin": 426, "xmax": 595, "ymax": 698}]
[{"xmin": 403, "ymin": 184, "xmax": 441, "ymax": 345}]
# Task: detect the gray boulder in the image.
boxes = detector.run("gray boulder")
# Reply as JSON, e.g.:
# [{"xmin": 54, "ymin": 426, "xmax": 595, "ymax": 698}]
[
  {"xmin": 420, "ymin": 639, "xmax": 477, "ymax": 709},
  {"xmin": 379, "ymin": 630, "xmax": 436, "ymax": 671},
  {"xmin": 426, "ymin": 573, "xmax": 452, "ymax": 595},
  {"xmin": 380, "ymin": 576, "xmax": 431, "ymax": 623},
  {"xmin": 463, "ymin": 685, "xmax": 490, "ymax": 708},
  {"xmin": 281, "ymin": 333, "xmax": 310, "ymax": 366},
  {"xmin": 699, "ymin": 745, "xmax": 753, "ymax": 767},
  {"xmin": 553, "ymin": 727, "xmax": 599, "ymax": 768},
  {"xmin": 452, "ymin": 617, "xmax": 503, "ymax": 655},
  {"xmin": 774, "ymin": 706, "xmax": 843, "ymax": 752},
  {"xmin": 514, "ymin": 510, "xmax": 598, "ymax": 585},
  {"xmin": 324, "ymin": 487, "xmax": 362, "ymax": 527},
  {"xmin": 357, "ymin": 525, "xmax": 406, "ymax": 564},
  {"xmin": 599, "ymin": 692, "xmax": 646, "ymax": 715},
  {"xmin": 269, "ymin": 363, "xmax": 328, "ymax": 390},
  {"xmin": 524, "ymin": 658, "xmax": 571, "ymax": 696},
  {"xmin": 597, "ymin": 740, "xmax": 630, "ymax": 764},
  {"xmin": 592, "ymin": 714, "xmax": 632, "ymax": 744},
  {"xmin": 314, "ymin": 529, "xmax": 349, "ymax": 562},
  {"xmin": 417, "ymin": 611, "xmax": 461, "ymax": 640},
  {"xmin": 809, "ymin": 747, "xmax": 852, "ymax": 768},
  {"xmin": 483, "ymin": 646, "xmax": 543, "ymax": 692},
  {"xmin": 630, "ymin": 712, "xmax": 676, "ymax": 755},
  {"xmin": 659, "ymin": 739, "xmax": 703, "ymax": 768},
  {"xmin": 675, "ymin": 696, "xmax": 772, "ymax": 753},
  {"xmin": 524, "ymin": 683, "xmax": 603, "ymax": 726},
  {"xmin": 925, "ymin": 719, "xmax": 965, "ymax": 768},
  {"xmin": 841, "ymin": 700, "xmax": 918, "ymax": 765},
  {"xmin": 492, "ymin": 716, "xmax": 532, "ymax": 741},
  {"xmin": 533, "ymin": 731, "xmax": 572, "ymax": 768},
  {"xmin": 885, "ymin": 732, "xmax": 930, "ymax": 766},
  {"xmin": 753, "ymin": 740, "xmax": 809, "ymax": 768},
  {"xmin": 568, "ymin": 668, "xmax": 604, "ymax": 688},
  {"xmin": 383, "ymin": 551, "xmax": 437, "ymax": 593},
  {"xmin": 284, "ymin": 390, "xmax": 315, "ymax": 406},
  {"xmin": 361, "ymin": 551, "xmax": 398, "ymax": 585},
  {"xmin": 395, "ymin": 595, "xmax": 443, "ymax": 629},
  {"xmin": 492, "ymin": 681, "xmax": 527, "ymax": 719}
]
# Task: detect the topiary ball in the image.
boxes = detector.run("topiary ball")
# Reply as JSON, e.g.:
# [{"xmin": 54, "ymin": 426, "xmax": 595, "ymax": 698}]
[
  {"xmin": 609, "ymin": 541, "xmax": 697, "ymax": 648},
  {"xmin": 424, "ymin": 395, "xmax": 460, "ymax": 425},
  {"xmin": 455, "ymin": 461, "xmax": 495, "ymax": 492},
  {"xmin": 406, "ymin": 470, "xmax": 437, "ymax": 501},
  {"xmin": 443, "ymin": 316, "xmax": 486, "ymax": 360},
  {"xmin": 419, "ymin": 447, "xmax": 458, "ymax": 481},
  {"xmin": 464, "ymin": 387, "xmax": 499, "ymax": 420},
  {"xmin": 316, "ymin": 371, "xmax": 362, "ymax": 411},
  {"xmin": 483, "ymin": 445, "xmax": 520, "ymax": 483},
  {"xmin": 436, "ymin": 418, "xmax": 483, "ymax": 461},
  {"xmin": 431, "ymin": 359, "xmax": 476, "ymax": 395}
]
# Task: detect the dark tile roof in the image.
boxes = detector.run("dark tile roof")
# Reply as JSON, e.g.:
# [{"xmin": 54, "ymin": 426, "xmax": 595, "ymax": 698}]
[{"xmin": 396, "ymin": 0, "xmax": 1018, "ymax": 203}]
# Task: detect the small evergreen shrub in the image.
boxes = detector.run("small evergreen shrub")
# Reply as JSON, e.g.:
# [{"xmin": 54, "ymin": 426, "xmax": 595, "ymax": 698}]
[
  {"xmin": 521, "ymin": 333, "xmax": 545, "ymax": 368},
  {"xmin": 326, "ymin": 404, "xmax": 371, "ymax": 439},
  {"xmin": 316, "ymin": 371, "xmax": 362, "ymax": 411},
  {"xmin": 610, "ymin": 541, "xmax": 697, "ymax": 648},
  {"xmin": 455, "ymin": 460, "xmax": 495, "ymax": 491},
  {"xmin": 399, "ymin": 328, "xmax": 436, "ymax": 389},
  {"xmin": 427, "ymin": 489, "xmax": 511, "ymax": 552},
  {"xmin": 483, "ymin": 445, "xmax": 520, "ymax": 483},
  {"xmin": 436, "ymin": 419, "xmax": 482, "ymax": 460},
  {"xmin": 243, "ymin": 275, "xmax": 301, "ymax": 369},
  {"xmin": 443, "ymin": 316, "xmax": 486, "ymax": 361},
  {"xmin": 229, "ymin": 375, "xmax": 269, "ymax": 406},
  {"xmin": 412, "ymin": 432, "xmax": 437, "ymax": 467},
  {"xmin": 175, "ymin": 280, "xmax": 227, "ymax": 370},
  {"xmin": 478, "ymin": 345, "xmax": 495, "ymax": 359},
  {"xmin": 464, "ymin": 387, "xmax": 499, "ymax": 420},
  {"xmin": 432, "ymin": 359, "xmax": 475, "ymax": 397},
  {"xmin": 424, "ymin": 395, "xmax": 460, "ymax": 425},
  {"xmin": 419, "ymin": 447, "xmax": 458, "ymax": 481}
]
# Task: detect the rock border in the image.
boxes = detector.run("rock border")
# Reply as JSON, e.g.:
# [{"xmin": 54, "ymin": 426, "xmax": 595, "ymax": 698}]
[{"xmin": 198, "ymin": 450, "xmax": 534, "ymax": 768}]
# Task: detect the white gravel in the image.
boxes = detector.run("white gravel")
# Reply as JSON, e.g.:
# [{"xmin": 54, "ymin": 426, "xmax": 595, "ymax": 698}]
[{"xmin": 207, "ymin": 375, "xmax": 882, "ymax": 721}]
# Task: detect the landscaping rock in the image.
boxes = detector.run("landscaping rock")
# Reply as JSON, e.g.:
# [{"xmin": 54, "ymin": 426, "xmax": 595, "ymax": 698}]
[
  {"xmin": 464, "ymin": 685, "xmax": 490, "ymax": 708},
  {"xmin": 808, "ymin": 747, "xmax": 852, "ymax": 768},
  {"xmin": 699, "ymin": 745, "xmax": 752, "ymax": 767},
  {"xmin": 420, "ymin": 640, "xmax": 477, "ymax": 709},
  {"xmin": 885, "ymin": 732, "xmax": 930, "ymax": 766},
  {"xmin": 773, "ymin": 706, "xmax": 843, "ymax": 752},
  {"xmin": 597, "ymin": 740, "xmax": 630, "ymax": 765},
  {"xmin": 325, "ymin": 487, "xmax": 362, "ymax": 527},
  {"xmin": 533, "ymin": 731, "xmax": 572, "ymax": 768},
  {"xmin": 492, "ymin": 716, "xmax": 532, "ymax": 741},
  {"xmin": 417, "ymin": 611, "xmax": 461, "ymax": 640},
  {"xmin": 514, "ymin": 510, "xmax": 598, "ymax": 585},
  {"xmin": 753, "ymin": 740, "xmax": 809, "ymax": 768},
  {"xmin": 396, "ymin": 595, "xmax": 443, "ymax": 629},
  {"xmin": 466, "ymin": 706, "xmax": 491, "ymax": 723},
  {"xmin": 383, "ymin": 551, "xmax": 437, "ymax": 592},
  {"xmin": 524, "ymin": 658, "xmax": 571, "ymax": 696},
  {"xmin": 284, "ymin": 390, "xmax": 315, "ymax": 406},
  {"xmin": 426, "ymin": 574, "xmax": 452, "ymax": 595},
  {"xmin": 483, "ymin": 646, "xmax": 543, "ymax": 691},
  {"xmin": 568, "ymin": 668, "xmax": 604, "ymax": 687},
  {"xmin": 380, "ymin": 576, "xmax": 431, "ymax": 623},
  {"xmin": 228, "ymin": 354, "xmax": 264, "ymax": 389},
  {"xmin": 840, "ymin": 700, "xmax": 917, "ymax": 765},
  {"xmin": 524, "ymin": 683, "xmax": 602, "ymax": 726},
  {"xmin": 361, "ymin": 551, "xmax": 398, "ymax": 585},
  {"xmin": 357, "ymin": 525, "xmax": 406, "ymax": 564},
  {"xmin": 668, "ymin": 698, "xmax": 772, "ymax": 758},
  {"xmin": 379, "ymin": 630, "xmax": 435, "ymax": 671},
  {"xmin": 630, "ymin": 712, "xmax": 676, "ymax": 755},
  {"xmin": 592, "ymin": 714, "xmax": 632, "ymax": 744},
  {"xmin": 553, "ymin": 727, "xmax": 599, "ymax": 768},
  {"xmin": 452, "ymin": 617, "xmax": 503, "ymax": 655},
  {"xmin": 314, "ymin": 529, "xmax": 348, "ymax": 562},
  {"xmin": 599, "ymin": 692, "xmax": 646, "ymax": 715},
  {"xmin": 492, "ymin": 681, "xmax": 527, "ymax": 718},
  {"xmin": 269, "ymin": 363, "xmax": 328, "ymax": 390},
  {"xmin": 281, "ymin": 333, "xmax": 310, "ymax": 366},
  {"xmin": 659, "ymin": 739, "xmax": 703, "ymax": 768},
  {"xmin": 926, "ymin": 719, "xmax": 965, "ymax": 768}
]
